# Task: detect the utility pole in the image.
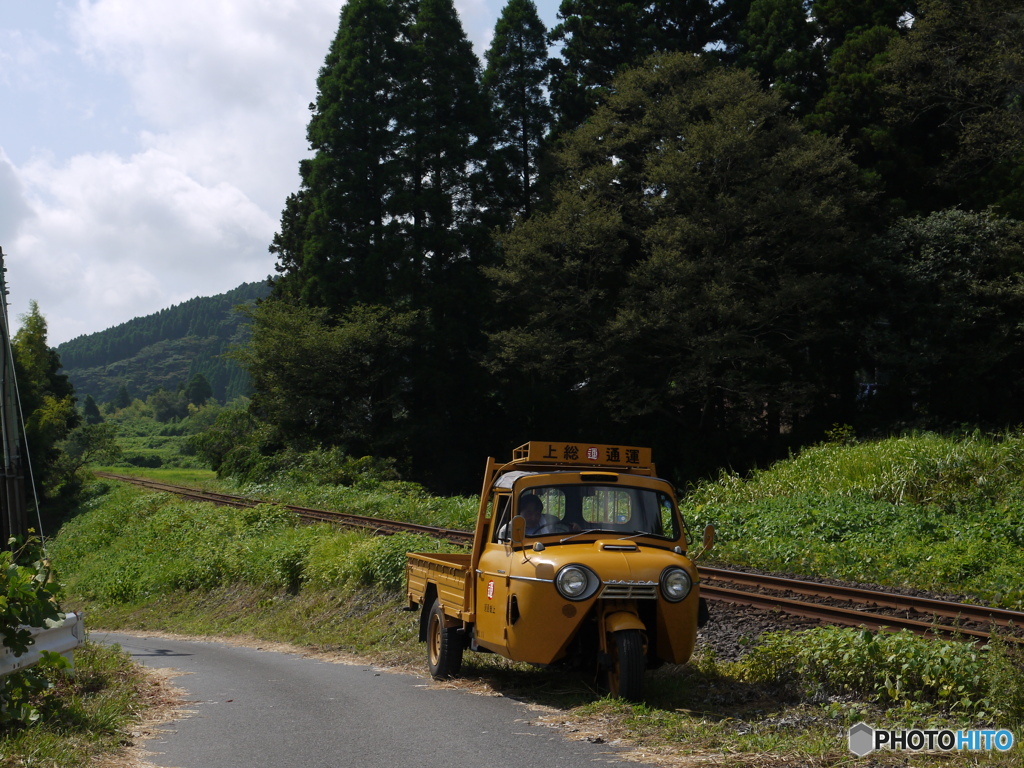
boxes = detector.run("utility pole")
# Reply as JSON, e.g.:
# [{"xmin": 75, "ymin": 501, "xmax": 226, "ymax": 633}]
[{"xmin": 0, "ymin": 246, "xmax": 28, "ymax": 546}]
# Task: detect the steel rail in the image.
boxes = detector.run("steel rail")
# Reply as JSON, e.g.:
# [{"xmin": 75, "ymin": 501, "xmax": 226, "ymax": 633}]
[
  {"xmin": 698, "ymin": 584, "xmax": 1009, "ymax": 641},
  {"xmin": 94, "ymin": 472, "xmax": 473, "ymax": 545},
  {"xmin": 283, "ymin": 502, "xmax": 473, "ymax": 544},
  {"xmin": 699, "ymin": 566, "xmax": 1024, "ymax": 630}
]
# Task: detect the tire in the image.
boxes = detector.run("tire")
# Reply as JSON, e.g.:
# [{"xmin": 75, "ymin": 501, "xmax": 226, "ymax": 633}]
[
  {"xmin": 605, "ymin": 629, "xmax": 645, "ymax": 701},
  {"xmin": 426, "ymin": 598, "xmax": 463, "ymax": 679}
]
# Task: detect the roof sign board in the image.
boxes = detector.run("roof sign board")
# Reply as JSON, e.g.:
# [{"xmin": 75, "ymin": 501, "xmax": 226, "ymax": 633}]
[{"xmin": 512, "ymin": 442, "xmax": 652, "ymax": 469}]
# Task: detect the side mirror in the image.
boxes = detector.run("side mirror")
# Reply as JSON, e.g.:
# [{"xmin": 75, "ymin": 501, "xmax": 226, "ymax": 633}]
[{"xmin": 510, "ymin": 515, "xmax": 526, "ymax": 545}]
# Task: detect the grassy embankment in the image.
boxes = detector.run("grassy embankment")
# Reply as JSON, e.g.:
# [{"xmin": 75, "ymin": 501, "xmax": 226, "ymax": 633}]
[
  {"xmin": 39, "ymin": 432, "xmax": 1024, "ymax": 766},
  {"xmin": 685, "ymin": 430, "xmax": 1024, "ymax": 609}
]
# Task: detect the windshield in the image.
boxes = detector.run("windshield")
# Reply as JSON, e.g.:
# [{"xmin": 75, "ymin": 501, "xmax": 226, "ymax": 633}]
[{"xmin": 519, "ymin": 484, "xmax": 680, "ymax": 540}]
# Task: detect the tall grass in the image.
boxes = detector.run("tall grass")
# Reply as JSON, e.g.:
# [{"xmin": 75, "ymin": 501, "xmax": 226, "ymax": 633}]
[
  {"xmin": 688, "ymin": 431, "xmax": 1024, "ymax": 508},
  {"xmin": 682, "ymin": 431, "xmax": 1024, "ymax": 607},
  {"xmin": 50, "ymin": 484, "xmax": 464, "ymax": 606}
]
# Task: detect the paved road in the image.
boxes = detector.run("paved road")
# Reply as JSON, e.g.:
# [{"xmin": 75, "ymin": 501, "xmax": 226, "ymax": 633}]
[{"xmin": 96, "ymin": 632, "xmax": 657, "ymax": 768}]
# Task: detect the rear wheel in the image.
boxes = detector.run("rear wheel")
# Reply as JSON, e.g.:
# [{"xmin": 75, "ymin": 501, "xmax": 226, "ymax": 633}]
[
  {"xmin": 426, "ymin": 598, "xmax": 463, "ymax": 678},
  {"xmin": 605, "ymin": 629, "xmax": 645, "ymax": 701}
]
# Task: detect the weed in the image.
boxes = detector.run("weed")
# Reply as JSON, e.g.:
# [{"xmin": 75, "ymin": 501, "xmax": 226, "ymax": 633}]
[
  {"xmin": 0, "ymin": 642, "xmax": 154, "ymax": 767},
  {"xmin": 740, "ymin": 626, "xmax": 1024, "ymax": 725}
]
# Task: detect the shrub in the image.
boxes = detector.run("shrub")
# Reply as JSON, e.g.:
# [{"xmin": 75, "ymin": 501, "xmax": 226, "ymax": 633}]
[
  {"xmin": 304, "ymin": 532, "xmax": 460, "ymax": 592},
  {"xmin": 0, "ymin": 536, "xmax": 70, "ymax": 727},
  {"xmin": 741, "ymin": 626, "xmax": 1024, "ymax": 723}
]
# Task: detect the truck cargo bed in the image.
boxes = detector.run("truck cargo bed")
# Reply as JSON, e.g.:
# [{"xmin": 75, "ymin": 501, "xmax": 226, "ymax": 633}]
[{"xmin": 406, "ymin": 552, "xmax": 473, "ymax": 619}]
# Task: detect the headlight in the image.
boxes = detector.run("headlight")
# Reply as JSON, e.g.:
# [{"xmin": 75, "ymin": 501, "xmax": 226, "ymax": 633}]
[
  {"xmin": 660, "ymin": 567, "xmax": 692, "ymax": 602},
  {"xmin": 555, "ymin": 564, "xmax": 599, "ymax": 601}
]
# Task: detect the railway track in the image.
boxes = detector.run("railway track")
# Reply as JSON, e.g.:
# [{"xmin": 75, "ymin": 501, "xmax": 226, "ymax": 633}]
[
  {"xmin": 96, "ymin": 472, "xmax": 1023, "ymax": 642},
  {"xmin": 700, "ymin": 567, "xmax": 1024, "ymax": 642},
  {"xmin": 93, "ymin": 472, "xmax": 474, "ymax": 545}
]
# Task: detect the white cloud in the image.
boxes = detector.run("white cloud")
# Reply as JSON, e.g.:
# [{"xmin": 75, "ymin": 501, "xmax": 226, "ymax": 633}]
[
  {"xmin": 0, "ymin": 151, "xmax": 34, "ymax": 244},
  {"xmin": 2, "ymin": 0, "xmax": 528, "ymax": 346},
  {"xmin": 71, "ymin": 0, "xmax": 340, "ymax": 127},
  {"xmin": 0, "ymin": 28, "xmax": 60, "ymax": 91},
  {"xmin": 0, "ymin": 0, "xmax": 344, "ymax": 343},
  {"xmin": 9, "ymin": 148, "xmax": 275, "ymax": 343},
  {"xmin": 69, "ymin": 0, "xmax": 340, "ymax": 216}
]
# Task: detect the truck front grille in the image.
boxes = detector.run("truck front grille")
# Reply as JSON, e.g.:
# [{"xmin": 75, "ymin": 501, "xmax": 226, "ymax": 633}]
[{"xmin": 599, "ymin": 582, "xmax": 658, "ymax": 599}]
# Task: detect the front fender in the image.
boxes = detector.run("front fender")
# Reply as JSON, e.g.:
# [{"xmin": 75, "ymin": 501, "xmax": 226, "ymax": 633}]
[{"xmin": 604, "ymin": 610, "xmax": 645, "ymax": 634}]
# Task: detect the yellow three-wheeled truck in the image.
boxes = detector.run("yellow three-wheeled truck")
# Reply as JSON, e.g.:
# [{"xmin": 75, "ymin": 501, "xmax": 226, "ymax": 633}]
[{"xmin": 405, "ymin": 441, "xmax": 712, "ymax": 700}]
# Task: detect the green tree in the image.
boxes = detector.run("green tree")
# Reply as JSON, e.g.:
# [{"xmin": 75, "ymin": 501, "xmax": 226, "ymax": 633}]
[
  {"xmin": 56, "ymin": 422, "xmax": 123, "ymax": 479},
  {"xmin": 881, "ymin": 0, "xmax": 1024, "ymax": 216},
  {"xmin": 12, "ymin": 302, "xmax": 80, "ymax": 498},
  {"xmin": 189, "ymin": 407, "xmax": 262, "ymax": 475},
  {"xmin": 82, "ymin": 394, "xmax": 103, "ymax": 425},
  {"xmin": 867, "ymin": 209, "xmax": 1024, "ymax": 424},
  {"xmin": 233, "ymin": 300, "xmax": 421, "ymax": 461},
  {"xmin": 112, "ymin": 383, "xmax": 132, "ymax": 410},
  {"xmin": 491, "ymin": 53, "xmax": 873, "ymax": 474},
  {"xmin": 184, "ymin": 373, "xmax": 213, "ymax": 407},
  {"xmin": 147, "ymin": 388, "xmax": 188, "ymax": 423},
  {"xmin": 483, "ymin": 0, "xmax": 552, "ymax": 220},
  {"xmin": 548, "ymin": 0, "xmax": 721, "ymax": 134}
]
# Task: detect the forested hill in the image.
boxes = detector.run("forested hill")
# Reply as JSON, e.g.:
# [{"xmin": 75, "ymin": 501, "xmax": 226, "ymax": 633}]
[{"xmin": 56, "ymin": 281, "xmax": 270, "ymax": 404}]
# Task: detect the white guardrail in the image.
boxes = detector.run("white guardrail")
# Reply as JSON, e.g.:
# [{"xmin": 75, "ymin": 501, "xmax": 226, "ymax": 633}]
[{"xmin": 0, "ymin": 613, "xmax": 84, "ymax": 677}]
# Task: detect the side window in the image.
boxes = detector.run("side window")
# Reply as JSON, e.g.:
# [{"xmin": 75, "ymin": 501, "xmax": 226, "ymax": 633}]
[{"xmin": 491, "ymin": 494, "xmax": 511, "ymax": 542}]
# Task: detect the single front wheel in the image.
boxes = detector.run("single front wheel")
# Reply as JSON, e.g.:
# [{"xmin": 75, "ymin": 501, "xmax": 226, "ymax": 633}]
[
  {"xmin": 605, "ymin": 629, "xmax": 645, "ymax": 701},
  {"xmin": 426, "ymin": 598, "xmax": 463, "ymax": 678}
]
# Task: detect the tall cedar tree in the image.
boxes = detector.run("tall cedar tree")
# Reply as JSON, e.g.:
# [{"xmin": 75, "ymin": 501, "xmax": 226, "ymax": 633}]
[
  {"xmin": 490, "ymin": 53, "xmax": 873, "ymax": 478},
  {"xmin": 271, "ymin": 0, "xmax": 413, "ymax": 311},
  {"xmin": 548, "ymin": 0, "xmax": 727, "ymax": 134},
  {"xmin": 483, "ymin": 0, "xmax": 552, "ymax": 221},
  {"xmin": 272, "ymin": 0, "xmax": 496, "ymax": 308},
  {"xmin": 737, "ymin": 0, "xmax": 819, "ymax": 108},
  {"xmin": 82, "ymin": 395, "xmax": 102, "ymax": 425},
  {"xmin": 402, "ymin": 0, "xmax": 503, "ymax": 488},
  {"xmin": 404, "ymin": 0, "xmax": 497, "ymax": 295},
  {"xmin": 266, "ymin": 0, "xmax": 498, "ymax": 488}
]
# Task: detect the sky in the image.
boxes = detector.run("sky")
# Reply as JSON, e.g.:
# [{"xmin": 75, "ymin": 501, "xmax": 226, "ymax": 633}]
[{"xmin": 0, "ymin": 0, "xmax": 561, "ymax": 346}]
